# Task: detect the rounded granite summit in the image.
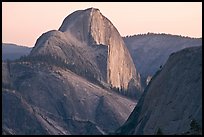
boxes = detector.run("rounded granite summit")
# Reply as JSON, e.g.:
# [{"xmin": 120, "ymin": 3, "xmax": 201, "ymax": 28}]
[{"xmin": 30, "ymin": 7, "xmax": 142, "ymax": 96}]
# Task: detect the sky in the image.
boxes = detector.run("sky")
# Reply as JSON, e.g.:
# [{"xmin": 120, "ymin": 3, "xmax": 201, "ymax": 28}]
[{"xmin": 2, "ymin": 2, "xmax": 202, "ymax": 47}]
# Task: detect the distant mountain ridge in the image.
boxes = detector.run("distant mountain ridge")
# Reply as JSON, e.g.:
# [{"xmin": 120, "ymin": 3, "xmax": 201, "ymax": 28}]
[
  {"xmin": 123, "ymin": 33, "xmax": 202, "ymax": 87},
  {"xmin": 124, "ymin": 32, "xmax": 202, "ymax": 39},
  {"xmin": 2, "ymin": 43, "xmax": 32, "ymax": 61}
]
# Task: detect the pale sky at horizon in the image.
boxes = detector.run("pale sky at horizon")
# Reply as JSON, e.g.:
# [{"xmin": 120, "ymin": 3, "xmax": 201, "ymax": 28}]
[{"xmin": 2, "ymin": 2, "xmax": 202, "ymax": 47}]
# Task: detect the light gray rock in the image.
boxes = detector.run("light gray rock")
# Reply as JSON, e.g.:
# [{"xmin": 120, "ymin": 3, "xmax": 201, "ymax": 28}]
[
  {"xmin": 115, "ymin": 46, "xmax": 202, "ymax": 135},
  {"xmin": 30, "ymin": 8, "xmax": 142, "ymax": 94}
]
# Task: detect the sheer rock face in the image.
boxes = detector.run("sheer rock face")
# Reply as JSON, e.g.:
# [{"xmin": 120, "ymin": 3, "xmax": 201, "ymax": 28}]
[
  {"xmin": 31, "ymin": 8, "xmax": 141, "ymax": 92},
  {"xmin": 115, "ymin": 46, "xmax": 202, "ymax": 135}
]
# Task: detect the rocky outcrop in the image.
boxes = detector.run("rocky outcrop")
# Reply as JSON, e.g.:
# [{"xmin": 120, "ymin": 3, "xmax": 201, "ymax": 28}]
[
  {"xmin": 2, "ymin": 61, "xmax": 136, "ymax": 135},
  {"xmin": 30, "ymin": 8, "xmax": 142, "ymax": 94},
  {"xmin": 115, "ymin": 46, "xmax": 202, "ymax": 135}
]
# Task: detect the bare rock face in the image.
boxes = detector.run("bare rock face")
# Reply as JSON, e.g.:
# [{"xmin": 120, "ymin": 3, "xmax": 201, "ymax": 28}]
[
  {"xmin": 115, "ymin": 46, "xmax": 202, "ymax": 135},
  {"xmin": 2, "ymin": 8, "xmax": 141, "ymax": 134},
  {"xmin": 2, "ymin": 62, "xmax": 136, "ymax": 135},
  {"xmin": 30, "ymin": 8, "xmax": 142, "ymax": 94}
]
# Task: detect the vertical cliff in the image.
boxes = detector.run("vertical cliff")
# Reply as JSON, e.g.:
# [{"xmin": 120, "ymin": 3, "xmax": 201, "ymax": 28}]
[{"xmin": 31, "ymin": 8, "xmax": 142, "ymax": 94}]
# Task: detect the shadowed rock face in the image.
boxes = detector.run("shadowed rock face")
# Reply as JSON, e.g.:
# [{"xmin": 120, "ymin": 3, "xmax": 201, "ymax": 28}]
[
  {"xmin": 2, "ymin": 61, "xmax": 136, "ymax": 135},
  {"xmin": 115, "ymin": 46, "xmax": 202, "ymax": 135},
  {"xmin": 30, "ymin": 8, "xmax": 142, "ymax": 93},
  {"xmin": 2, "ymin": 90, "xmax": 48, "ymax": 135}
]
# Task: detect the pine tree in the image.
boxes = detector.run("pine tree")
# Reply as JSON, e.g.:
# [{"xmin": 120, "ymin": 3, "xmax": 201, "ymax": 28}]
[{"xmin": 156, "ymin": 128, "xmax": 163, "ymax": 135}]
